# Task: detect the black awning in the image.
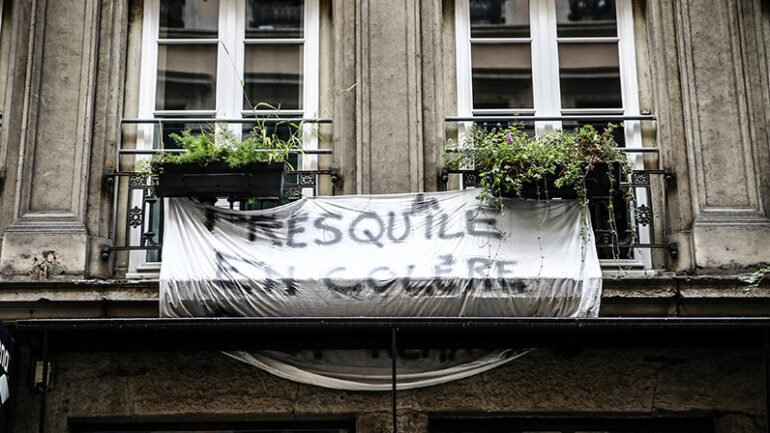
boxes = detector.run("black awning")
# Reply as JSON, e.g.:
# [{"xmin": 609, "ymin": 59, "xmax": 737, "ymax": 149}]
[{"xmin": 13, "ymin": 317, "xmax": 770, "ymax": 352}]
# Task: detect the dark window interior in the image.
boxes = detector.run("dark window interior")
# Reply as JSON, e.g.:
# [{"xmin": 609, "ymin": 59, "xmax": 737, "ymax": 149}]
[
  {"xmin": 430, "ymin": 418, "xmax": 714, "ymax": 433},
  {"xmin": 73, "ymin": 420, "xmax": 355, "ymax": 433}
]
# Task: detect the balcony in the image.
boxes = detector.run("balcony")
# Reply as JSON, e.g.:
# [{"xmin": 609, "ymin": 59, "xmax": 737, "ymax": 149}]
[
  {"xmin": 105, "ymin": 115, "xmax": 673, "ymax": 272},
  {"xmin": 106, "ymin": 117, "xmax": 336, "ymax": 273},
  {"xmin": 442, "ymin": 114, "xmax": 675, "ymax": 266}
]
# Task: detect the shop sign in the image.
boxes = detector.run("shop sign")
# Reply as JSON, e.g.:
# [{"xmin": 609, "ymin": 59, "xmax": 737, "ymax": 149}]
[{"xmin": 0, "ymin": 322, "xmax": 12, "ymax": 432}]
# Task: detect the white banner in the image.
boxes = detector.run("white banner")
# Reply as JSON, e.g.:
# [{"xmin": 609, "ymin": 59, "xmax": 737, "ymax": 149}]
[
  {"xmin": 160, "ymin": 189, "xmax": 602, "ymax": 318},
  {"xmin": 160, "ymin": 190, "xmax": 602, "ymax": 389}
]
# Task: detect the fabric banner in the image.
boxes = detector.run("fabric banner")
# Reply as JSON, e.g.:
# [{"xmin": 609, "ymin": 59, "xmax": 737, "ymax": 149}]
[{"xmin": 160, "ymin": 189, "xmax": 602, "ymax": 390}]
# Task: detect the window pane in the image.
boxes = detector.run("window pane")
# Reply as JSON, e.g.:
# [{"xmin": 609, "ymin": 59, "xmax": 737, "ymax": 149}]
[
  {"xmin": 558, "ymin": 42, "xmax": 621, "ymax": 109},
  {"xmin": 243, "ymin": 44, "xmax": 303, "ymax": 110},
  {"xmin": 471, "ymin": 43, "xmax": 533, "ymax": 109},
  {"xmin": 240, "ymin": 120, "xmax": 301, "ymax": 206},
  {"xmin": 592, "ymin": 193, "xmax": 635, "ymax": 260},
  {"xmin": 561, "ymin": 120, "xmax": 625, "ymax": 147},
  {"xmin": 470, "ymin": 0, "xmax": 530, "ymax": 38},
  {"xmin": 159, "ymin": 0, "xmax": 219, "ymax": 39},
  {"xmin": 556, "ymin": 0, "xmax": 617, "ymax": 37},
  {"xmin": 152, "ymin": 121, "xmax": 212, "ymax": 150},
  {"xmin": 81, "ymin": 428, "xmax": 351, "ymax": 433},
  {"xmin": 156, "ymin": 44, "xmax": 218, "ymax": 110},
  {"xmin": 246, "ymin": 0, "xmax": 304, "ymax": 39},
  {"xmin": 145, "ymin": 201, "xmax": 163, "ymax": 263}
]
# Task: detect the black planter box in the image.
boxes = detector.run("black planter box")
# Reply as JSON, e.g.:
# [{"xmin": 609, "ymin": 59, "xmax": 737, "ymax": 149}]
[
  {"xmin": 511, "ymin": 162, "xmax": 625, "ymax": 200},
  {"xmin": 154, "ymin": 161, "xmax": 286, "ymax": 200}
]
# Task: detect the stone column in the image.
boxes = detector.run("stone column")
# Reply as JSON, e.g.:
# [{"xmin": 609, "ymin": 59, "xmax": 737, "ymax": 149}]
[
  {"xmin": 419, "ymin": 0, "xmax": 447, "ymax": 192},
  {"xmin": 354, "ymin": 0, "xmax": 426, "ymax": 194},
  {"xmin": 332, "ymin": 1, "xmax": 359, "ymax": 196},
  {"xmin": 0, "ymin": 0, "xmax": 126, "ymax": 279},
  {"xmin": 648, "ymin": 0, "xmax": 770, "ymax": 270},
  {"xmin": 333, "ymin": 0, "xmax": 446, "ymax": 195}
]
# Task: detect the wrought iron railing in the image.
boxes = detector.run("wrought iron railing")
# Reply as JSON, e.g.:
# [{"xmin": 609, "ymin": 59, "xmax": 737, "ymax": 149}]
[
  {"xmin": 104, "ymin": 115, "xmax": 673, "ymax": 265},
  {"xmin": 104, "ymin": 118, "xmax": 337, "ymax": 259},
  {"xmin": 443, "ymin": 114, "xmax": 677, "ymax": 261}
]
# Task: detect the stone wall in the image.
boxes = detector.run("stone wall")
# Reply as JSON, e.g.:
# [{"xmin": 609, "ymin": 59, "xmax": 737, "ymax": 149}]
[
  {"xmin": 0, "ymin": 0, "xmax": 769, "ymax": 276},
  {"xmin": 1, "ymin": 0, "xmax": 770, "ymax": 429},
  {"xmin": 9, "ymin": 347, "xmax": 765, "ymax": 432}
]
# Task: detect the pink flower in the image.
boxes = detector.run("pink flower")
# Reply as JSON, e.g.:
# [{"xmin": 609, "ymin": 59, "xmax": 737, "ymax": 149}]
[{"xmin": 506, "ymin": 133, "xmax": 513, "ymax": 143}]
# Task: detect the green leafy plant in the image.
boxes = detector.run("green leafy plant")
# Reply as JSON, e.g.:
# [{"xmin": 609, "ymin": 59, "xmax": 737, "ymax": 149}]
[
  {"xmin": 445, "ymin": 122, "xmax": 632, "ymax": 208},
  {"xmin": 747, "ymin": 266, "xmax": 770, "ymax": 288},
  {"xmin": 446, "ymin": 123, "xmax": 636, "ymax": 259},
  {"xmin": 147, "ymin": 103, "xmax": 304, "ymax": 173}
]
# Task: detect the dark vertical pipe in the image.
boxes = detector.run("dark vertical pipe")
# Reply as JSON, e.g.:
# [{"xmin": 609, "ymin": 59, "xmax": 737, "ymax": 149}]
[
  {"xmin": 764, "ymin": 329, "xmax": 769, "ymax": 433},
  {"xmin": 6, "ymin": 330, "xmax": 21, "ymax": 433},
  {"xmin": 38, "ymin": 331, "xmax": 49, "ymax": 433},
  {"xmin": 392, "ymin": 327, "xmax": 398, "ymax": 433}
]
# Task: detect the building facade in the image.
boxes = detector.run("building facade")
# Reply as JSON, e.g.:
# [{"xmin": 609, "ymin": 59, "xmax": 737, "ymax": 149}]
[{"xmin": 0, "ymin": 0, "xmax": 769, "ymax": 432}]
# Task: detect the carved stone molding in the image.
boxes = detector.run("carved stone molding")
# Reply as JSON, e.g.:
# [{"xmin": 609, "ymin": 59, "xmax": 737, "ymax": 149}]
[
  {"xmin": 11, "ymin": 0, "xmax": 100, "ymax": 224},
  {"xmin": 674, "ymin": 0, "xmax": 769, "ymax": 222},
  {"xmin": 331, "ymin": 1, "xmax": 358, "ymax": 195},
  {"xmin": 671, "ymin": 0, "xmax": 770, "ymax": 268},
  {"xmin": 419, "ymin": 0, "xmax": 446, "ymax": 192},
  {"xmin": 0, "ymin": 0, "xmax": 102, "ymax": 278}
]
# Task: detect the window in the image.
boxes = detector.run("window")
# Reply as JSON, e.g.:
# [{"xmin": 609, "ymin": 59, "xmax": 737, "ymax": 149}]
[
  {"xmin": 430, "ymin": 417, "xmax": 714, "ymax": 433},
  {"xmin": 129, "ymin": 0, "xmax": 319, "ymax": 276},
  {"xmin": 74, "ymin": 420, "xmax": 355, "ymax": 433},
  {"xmin": 455, "ymin": 0, "xmax": 651, "ymax": 267}
]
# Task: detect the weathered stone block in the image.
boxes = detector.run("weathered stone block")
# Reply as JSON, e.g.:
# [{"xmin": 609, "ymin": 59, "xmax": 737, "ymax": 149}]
[{"xmin": 0, "ymin": 232, "xmax": 88, "ymax": 279}]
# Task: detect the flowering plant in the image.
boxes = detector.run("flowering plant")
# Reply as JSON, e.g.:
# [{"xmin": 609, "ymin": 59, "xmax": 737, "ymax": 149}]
[{"xmin": 445, "ymin": 123, "xmax": 632, "ymax": 208}]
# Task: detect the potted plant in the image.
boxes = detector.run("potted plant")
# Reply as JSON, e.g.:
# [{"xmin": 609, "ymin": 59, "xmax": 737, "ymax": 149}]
[
  {"xmin": 148, "ymin": 116, "xmax": 303, "ymax": 201},
  {"xmin": 445, "ymin": 123, "xmax": 632, "ymax": 206}
]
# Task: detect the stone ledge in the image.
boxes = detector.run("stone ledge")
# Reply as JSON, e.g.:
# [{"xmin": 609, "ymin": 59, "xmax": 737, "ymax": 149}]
[{"xmin": 0, "ymin": 276, "xmax": 767, "ymax": 321}]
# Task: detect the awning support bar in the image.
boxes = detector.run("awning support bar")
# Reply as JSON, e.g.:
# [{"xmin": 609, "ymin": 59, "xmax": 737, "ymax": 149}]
[
  {"xmin": 762, "ymin": 329, "xmax": 770, "ymax": 433},
  {"xmin": 392, "ymin": 327, "xmax": 398, "ymax": 433},
  {"xmin": 38, "ymin": 331, "xmax": 48, "ymax": 433}
]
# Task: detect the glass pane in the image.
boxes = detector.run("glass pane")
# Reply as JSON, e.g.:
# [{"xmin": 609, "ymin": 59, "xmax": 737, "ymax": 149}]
[
  {"xmin": 83, "ymin": 429, "xmax": 350, "ymax": 433},
  {"xmin": 576, "ymin": 431, "xmax": 615, "ymax": 433},
  {"xmin": 243, "ymin": 44, "xmax": 303, "ymax": 110},
  {"xmin": 159, "ymin": 0, "xmax": 219, "ymax": 39},
  {"xmin": 471, "ymin": 121, "xmax": 535, "ymax": 137},
  {"xmin": 240, "ymin": 120, "xmax": 301, "ymax": 209},
  {"xmin": 558, "ymin": 42, "xmax": 622, "ymax": 109},
  {"xmin": 561, "ymin": 120, "xmax": 625, "ymax": 147},
  {"xmin": 591, "ymin": 194, "xmax": 635, "ymax": 260},
  {"xmin": 145, "ymin": 200, "xmax": 163, "ymax": 263},
  {"xmin": 556, "ymin": 0, "xmax": 617, "ymax": 37},
  {"xmin": 156, "ymin": 44, "xmax": 218, "ymax": 110},
  {"xmin": 152, "ymin": 121, "xmax": 212, "ymax": 149},
  {"xmin": 470, "ymin": 0, "xmax": 530, "ymax": 38},
  {"xmin": 246, "ymin": 0, "xmax": 304, "ymax": 39},
  {"xmin": 471, "ymin": 43, "xmax": 533, "ymax": 109}
]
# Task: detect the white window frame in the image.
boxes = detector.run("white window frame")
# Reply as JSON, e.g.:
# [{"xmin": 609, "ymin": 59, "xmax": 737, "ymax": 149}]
[
  {"xmin": 455, "ymin": 0, "xmax": 651, "ymax": 268},
  {"xmin": 129, "ymin": 0, "xmax": 320, "ymax": 276}
]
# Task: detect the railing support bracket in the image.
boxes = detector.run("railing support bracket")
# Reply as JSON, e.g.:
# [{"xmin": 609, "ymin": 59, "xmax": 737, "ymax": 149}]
[
  {"xmin": 668, "ymin": 242, "xmax": 679, "ymax": 259},
  {"xmin": 100, "ymin": 245, "xmax": 112, "ymax": 261}
]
